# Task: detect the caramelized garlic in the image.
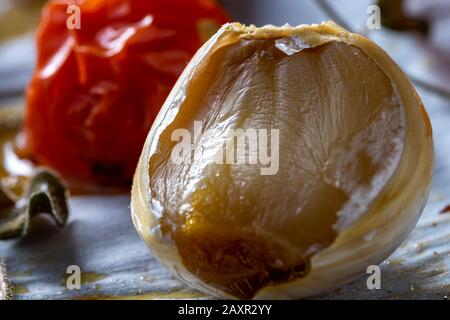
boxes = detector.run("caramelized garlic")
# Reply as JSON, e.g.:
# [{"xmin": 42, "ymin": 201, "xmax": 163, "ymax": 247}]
[{"xmin": 131, "ymin": 22, "xmax": 434, "ymax": 299}]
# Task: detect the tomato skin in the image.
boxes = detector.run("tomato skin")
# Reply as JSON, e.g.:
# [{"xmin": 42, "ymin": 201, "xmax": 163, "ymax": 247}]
[{"xmin": 22, "ymin": 0, "xmax": 228, "ymax": 187}]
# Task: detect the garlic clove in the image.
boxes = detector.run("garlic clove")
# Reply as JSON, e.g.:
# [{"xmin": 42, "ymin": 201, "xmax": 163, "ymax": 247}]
[{"xmin": 131, "ymin": 22, "xmax": 434, "ymax": 299}]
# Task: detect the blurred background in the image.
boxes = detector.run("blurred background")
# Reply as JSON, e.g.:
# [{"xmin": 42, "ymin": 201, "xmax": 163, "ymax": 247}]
[{"xmin": 1, "ymin": 0, "xmax": 450, "ymax": 108}]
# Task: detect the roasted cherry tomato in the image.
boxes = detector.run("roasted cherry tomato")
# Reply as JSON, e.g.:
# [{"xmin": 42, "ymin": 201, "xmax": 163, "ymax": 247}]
[{"xmin": 21, "ymin": 0, "xmax": 228, "ymax": 188}]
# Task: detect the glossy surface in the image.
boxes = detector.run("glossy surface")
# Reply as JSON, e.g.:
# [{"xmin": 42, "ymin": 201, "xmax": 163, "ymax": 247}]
[
  {"xmin": 22, "ymin": 0, "xmax": 228, "ymax": 187},
  {"xmin": 147, "ymin": 35, "xmax": 404, "ymax": 297}
]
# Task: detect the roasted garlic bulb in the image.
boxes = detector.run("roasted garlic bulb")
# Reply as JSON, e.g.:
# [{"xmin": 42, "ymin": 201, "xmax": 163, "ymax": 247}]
[{"xmin": 131, "ymin": 22, "xmax": 434, "ymax": 299}]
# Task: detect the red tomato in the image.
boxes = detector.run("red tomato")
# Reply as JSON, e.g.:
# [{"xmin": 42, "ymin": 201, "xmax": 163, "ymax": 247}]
[{"xmin": 22, "ymin": 0, "xmax": 228, "ymax": 187}]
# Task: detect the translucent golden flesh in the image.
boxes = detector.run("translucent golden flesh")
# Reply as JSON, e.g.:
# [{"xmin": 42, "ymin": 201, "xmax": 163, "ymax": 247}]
[{"xmin": 149, "ymin": 39, "xmax": 404, "ymax": 298}]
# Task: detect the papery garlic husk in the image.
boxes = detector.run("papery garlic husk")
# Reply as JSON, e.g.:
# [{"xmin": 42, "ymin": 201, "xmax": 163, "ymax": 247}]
[{"xmin": 131, "ymin": 22, "xmax": 434, "ymax": 299}]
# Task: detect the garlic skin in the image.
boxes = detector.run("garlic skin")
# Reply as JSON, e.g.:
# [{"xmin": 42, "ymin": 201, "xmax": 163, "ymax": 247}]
[{"xmin": 131, "ymin": 22, "xmax": 434, "ymax": 299}]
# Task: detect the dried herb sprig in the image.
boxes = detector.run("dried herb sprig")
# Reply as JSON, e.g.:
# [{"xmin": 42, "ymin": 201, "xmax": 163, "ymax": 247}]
[
  {"xmin": 0, "ymin": 258, "xmax": 12, "ymax": 300},
  {"xmin": 0, "ymin": 169, "xmax": 70, "ymax": 240}
]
